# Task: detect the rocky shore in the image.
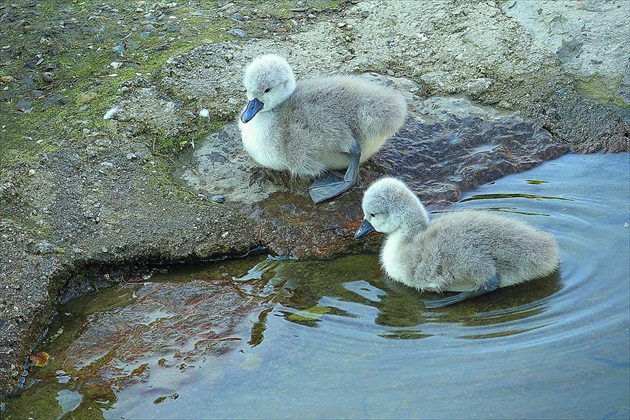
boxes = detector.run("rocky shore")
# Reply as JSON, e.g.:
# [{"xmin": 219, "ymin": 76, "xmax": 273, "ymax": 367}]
[{"xmin": 1, "ymin": 0, "xmax": 628, "ymax": 397}]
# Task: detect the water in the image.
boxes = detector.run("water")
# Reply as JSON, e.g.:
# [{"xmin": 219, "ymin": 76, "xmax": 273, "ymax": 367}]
[{"xmin": 4, "ymin": 153, "xmax": 629, "ymax": 419}]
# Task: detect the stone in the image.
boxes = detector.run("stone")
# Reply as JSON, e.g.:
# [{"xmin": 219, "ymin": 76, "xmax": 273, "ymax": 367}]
[
  {"xmin": 75, "ymin": 91, "xmax": 97, "ymax": 104},
  {"xmin": 226, "ymin": 28, "xmax": 247, "ymax": 38}
]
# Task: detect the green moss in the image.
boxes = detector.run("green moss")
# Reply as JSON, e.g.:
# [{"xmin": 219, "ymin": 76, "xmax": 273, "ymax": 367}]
[
  {"xmin": 0, "ymin": 0, "xmax": 219, "ymax": 174},
  {"xmin": 575, "ymin": 74, "xmax": 629, "ymax": 109},
  {"xmin": 0, "ymin": 0, "xmax": 352, "ymax": 178}
]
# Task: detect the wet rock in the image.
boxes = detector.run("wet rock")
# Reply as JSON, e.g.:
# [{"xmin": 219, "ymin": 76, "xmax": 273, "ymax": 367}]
[
  {"xmin": 378, "ymin": 112, "xmax": 570, "ymax": 193},
  {"xmin": 0, "ymin": 221, "xmax": 71, "ymax": 399},
  {"xmin": 181, "ymin": 94, "xmax": 569, "ymax": 258},
  {"xmin": 533, "ymin": 89, "xmax": 629, "ymax": 153}
]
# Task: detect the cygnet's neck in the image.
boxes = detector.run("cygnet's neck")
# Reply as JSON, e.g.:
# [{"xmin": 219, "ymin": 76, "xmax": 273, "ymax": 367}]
[{"xmin": 397, "ymin": 205, "xmax": 430, "ymax": 236}]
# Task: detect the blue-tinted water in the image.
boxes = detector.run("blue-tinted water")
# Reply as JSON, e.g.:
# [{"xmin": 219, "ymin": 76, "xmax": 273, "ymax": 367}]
[{"xmin": 4, "ymin": 153, "xmax": 629, "ymax": 419}]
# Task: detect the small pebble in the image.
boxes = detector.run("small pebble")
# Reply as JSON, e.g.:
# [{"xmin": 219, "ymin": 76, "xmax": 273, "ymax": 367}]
[
  {"xmin": 112, "ymin": 43, "xmax": 125, "ymax": 56},
  {"xmin": 17, "ymin": 98, "xmax": 32, "ymax": 111},
  {"xmin": 41, "ymin": 72, "xmax": 54, "ymax": 83},
  {"xmin": 211, "ymin": 195, "xmax": 225, "ymax": 203},
  {"xmin": 103, "ymin": 106, "xmax": 121, "ymax": 120},
  {"xmin": 34, "ymin": 241, "xmax": 55, "ymax": 255},
  {"xmin": 75, "ymin": 91, "xmax": 97, "ymax": 104},
  {"xmin": 226, "ymin": 28, "xmax": 247, "ymax": 38}
]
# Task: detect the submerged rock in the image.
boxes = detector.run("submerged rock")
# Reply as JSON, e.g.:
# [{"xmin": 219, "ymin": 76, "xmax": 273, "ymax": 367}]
[{"xmin": 61, "ymin": 280, "xmax": 262, "ymax": 374}]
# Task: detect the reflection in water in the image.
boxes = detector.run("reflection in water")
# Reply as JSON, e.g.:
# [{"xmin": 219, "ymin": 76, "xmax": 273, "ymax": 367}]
[
  {"xmin": 4, "ymin": 153, "xmax": 629, "ymax": 419},
  {"xmin": 460, "ymin": 192, "xmax": 572, "ymax": 201},
  {"xmin": 245, "ymin": 255, "xmax": 562, "ymax": 336}
]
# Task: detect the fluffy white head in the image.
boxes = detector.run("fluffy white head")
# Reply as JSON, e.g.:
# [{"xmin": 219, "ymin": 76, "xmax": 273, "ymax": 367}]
[
  {"xmin": 243, "ymin": 54, "xmax": 297, "ymax": 112},
  {"xmin": 361, "ymin": 177, "xmax": 429, "ymax": 234}
]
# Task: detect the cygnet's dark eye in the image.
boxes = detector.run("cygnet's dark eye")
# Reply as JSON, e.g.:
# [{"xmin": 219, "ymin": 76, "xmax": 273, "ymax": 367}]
[{"xmin": 264, "ymin": 88, "xmax": 271, "ymax": 93}]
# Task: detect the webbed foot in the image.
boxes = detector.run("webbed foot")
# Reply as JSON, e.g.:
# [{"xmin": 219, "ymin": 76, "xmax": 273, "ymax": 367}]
[
  {"xmin": 308, "ymin": 170, "xmax": 353, "ymax": 203},
  {"xmin": 423, "ymin": 274, "xmax": 500, "ymax": 309},
  {"xmin": 308, "ymin": 143, "xmax": 361, "ymax": 203}
]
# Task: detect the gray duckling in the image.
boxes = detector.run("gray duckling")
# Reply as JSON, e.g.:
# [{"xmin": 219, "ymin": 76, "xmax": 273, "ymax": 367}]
[
  {"xmin": 239, "ymin": 54, "xmax": 407, "ymax": 203},
  {"xmin": 354, "ymin": 177, "xmax": 560, "ymax": 308}
]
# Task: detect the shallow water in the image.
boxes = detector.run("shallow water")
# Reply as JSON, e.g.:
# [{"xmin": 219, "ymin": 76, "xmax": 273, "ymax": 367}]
[{"xmin": 4, "ymin": 153, "xmax": 629, "ymax": 419}]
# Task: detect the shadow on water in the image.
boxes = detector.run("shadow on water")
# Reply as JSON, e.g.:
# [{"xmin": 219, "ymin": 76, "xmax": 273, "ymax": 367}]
[{"xmin": 3, "ymin": 153, "xmax": 629, "ymax": 419}]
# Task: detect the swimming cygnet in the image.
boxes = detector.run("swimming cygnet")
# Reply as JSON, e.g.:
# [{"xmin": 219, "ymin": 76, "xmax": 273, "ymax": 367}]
[
  {"xmin": 354, "ymin": 178, "xmax": 560, "ymax": 308},
  {"xmin": 239, "ymin": 54, "xmax": 407, "ymax": 203}
]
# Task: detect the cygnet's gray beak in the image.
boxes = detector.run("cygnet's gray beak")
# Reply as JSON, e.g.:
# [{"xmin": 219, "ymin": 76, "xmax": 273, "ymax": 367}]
[
  {"xmin": 354, "ymin": 219, "xmax": 375, "ymax": 239},
  {"xmin": 240, "ymin": 98, "xmax": 264, "ymax": 123}
]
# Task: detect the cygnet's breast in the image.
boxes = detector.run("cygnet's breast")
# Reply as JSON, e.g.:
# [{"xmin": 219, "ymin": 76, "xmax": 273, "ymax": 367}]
[
  {"xmin": 381, "ymin": 230, "xmax": 413, "ymax": 286},
  {"xmin": 240, "ymin": 113, "xmax": 287, "ymax": 170}
]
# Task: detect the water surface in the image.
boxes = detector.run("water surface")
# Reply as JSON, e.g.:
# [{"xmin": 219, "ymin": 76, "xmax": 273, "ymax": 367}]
[{"xmin": 4, "ymin": 153, "xmax": 629, "ymax": 419}]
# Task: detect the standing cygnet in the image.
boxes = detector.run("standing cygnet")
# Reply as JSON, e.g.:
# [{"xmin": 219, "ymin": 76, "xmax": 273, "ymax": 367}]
[
  {"xmin": 354, "ymin": 178, "xmax": 560, "ymax": 308},
  {"xmin": 239, "ymin": 54, "xmax": 407, "ymax": 203}
]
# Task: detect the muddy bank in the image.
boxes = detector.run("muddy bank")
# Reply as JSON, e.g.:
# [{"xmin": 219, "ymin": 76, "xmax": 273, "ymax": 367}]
[
  {"xmin": 0, "ymin": 134, "xmax": 264, "ymax": 397},
  {"xmin": 1, "ymin": 0, "xmax": 629, "ymax": 398}
]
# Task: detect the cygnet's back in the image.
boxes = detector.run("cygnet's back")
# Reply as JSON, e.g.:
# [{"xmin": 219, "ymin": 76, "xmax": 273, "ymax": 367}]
[
  {"xmin": 355, "ymin": 177, "xmax": 559, "ymax": 306},
  {"xmin": 418, "ymin": 210, "xmax": 559, "ymax": 291},
  {"xmin": 280, "ymin": 75, "xmax": 407, "ymax": 171}
]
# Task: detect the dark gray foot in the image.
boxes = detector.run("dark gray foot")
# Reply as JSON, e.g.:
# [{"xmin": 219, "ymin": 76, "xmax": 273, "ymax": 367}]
[
  {"xmin": 308, "ymin": 143, "xmax": 361, "ymax": 203},
  {"xmin": 308, "ymin": 170, "xmax": 351, "ymax": 203},
  {"xmin": 423, "ymin": 274, "xmax": 500, "ymax": 309}
]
